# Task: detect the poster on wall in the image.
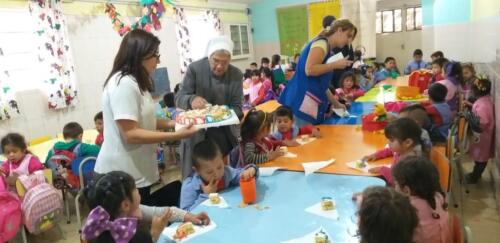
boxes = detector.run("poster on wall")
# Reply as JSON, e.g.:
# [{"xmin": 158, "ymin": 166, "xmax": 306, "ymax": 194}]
[
  {"xmin": 308, "ymin": 0, "xmax": 341, "ymax": 39},
  {"xmin": 276, "ymin": 5, "xmax": 309, "ymax": 56}
]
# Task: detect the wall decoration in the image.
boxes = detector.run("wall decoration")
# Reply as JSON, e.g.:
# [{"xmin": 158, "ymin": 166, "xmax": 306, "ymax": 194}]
[
  {"xmin": 203, "ymin": 9, "xmax": 222, "ymax": 35},
  {"xmin": 174, "ymin": 7, "xmax": 193, "ymax": 74},
  {"xmin": 276, "ymin": 5, "xmax": 309, "ymax": 56},
  {"xmin": 0, "ymin": 68, "xmax": 20, "ymax": 121}
]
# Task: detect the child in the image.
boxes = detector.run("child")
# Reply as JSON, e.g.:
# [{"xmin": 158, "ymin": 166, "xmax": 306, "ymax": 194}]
[
  {"xmin": 430, "ymin": 58, "xmax": 447, "ymax": 83},
  {"xmin": 404, "ymin": 49, "xmax": 428, "ymax": 74},
  {"xmin": 466, "ymin": 78, "xmax": 495, "ymax": 183},
  {"xmin": 83, "ymin": 171, "xmax": 210, "ymax": 243},
  {"xmin": 335, "ymin": 71, "xmax": 365, "ymax": 105},
  {"xmin": 250, "ymin": 62, "xmax": 258, "ymax": 71},
  {"xmin": 352, "ymin": 50, "xmax": 364, "ymax": 69},
  {"xmin": 374, "ymin": 57, "xmax": 400, "ymax": 83},
  {"xmin": 430, "ymin": 51, "xmax": 444, "ymax": 62},
  {"xmin": 270, "ymin": 106, "xmax": 321, "ymax": 146},
  {"xmin": 398, "ymin": 105, "xmax": 432, "ymax": 152},
  {"xmin": 363, "ymin": 118, "xmax": 426, "ymax": 185},
  {"xmin": 180, "ymin": 139, "xmax": 258, "ymax": 211},
  {"xmin": 461, "ymin": 63, "xmax": 477, "ymax": 102},
  {"xmin": 271, "ymin": 54, "xmax": 287, "ymax": 90},
  {"xmin": 94, "ymin": 112, "xmax": 104, "ymax": 146},
  {"xmin": 392, "ymin": 156, "xmax": 451, "ymax": 243},
  {"xmin": 438, "ymin": 62, "xmax": 463, "ymax": 113},
  {"xmin": 358, "ymin": 186, "xmax": 418, "ymax": 243},
  {"xmin": 260, "ymin": 57, "xmax": 270, "ymax": 71},
  {"xmin": 241, "ymin": 109, "xmax": 285, "ymax": 165},
  {"xmin": 421, "ymin": 83, "xmax": 452, "ymax": 143},
  {"xmin": 0, "ymin": 133, "xmax": 44, "ymax": 189},
  {"xmin": 163, "ymin": 92, "xmax": 177, "ymax": 120},
  {"xmin": 251, "ymin": 68, "xmax": 274, "ymax": 106},
  {"xmin": 248, "ymin": 70, "xmax": 262, "ymax": 106}
]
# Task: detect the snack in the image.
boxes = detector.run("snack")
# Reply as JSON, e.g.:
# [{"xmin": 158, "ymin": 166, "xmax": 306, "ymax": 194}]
[
  {"xmin": 355, "ymin": 160, "xmax": 367, "ymax": 169},
  {"xmin": 315, "ymin": 230, "xmax": 329, "ymax": 243},
  {"xmin": 279, "ymin": 146, "xmax": 288, "ymax": 153},
  {"xmin": 301, "ymin": 135, "xmax": 310, "ymax": 142},
  {"xmin": 209, "ymin": 193, "xmax": 220, "ymax": 204},
  {"xmin": 321, "ymin": 197, "xmax": 335, "ymax": 211},
  {"xmin": 176, "ymin": 105, "xmax": 232, "ymax": 125},
  {"xmin": 173, "ymin": 222, "xmax": 195, "ymax": 240}
]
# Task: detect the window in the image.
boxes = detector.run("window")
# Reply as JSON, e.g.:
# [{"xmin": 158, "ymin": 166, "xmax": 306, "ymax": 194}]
[
  {"xmin": 406, "ymin": 6, "xmax": 422, "ymax": 31},
  {"xmin": 186, "ymin": 15, "xmax": 221, "ymax": 61},
  {"xmin": 229, "ymin": 24, "xmax": 250, "ymax": 58},
  {"xmin": 376, "ymin": 9, "xmax": 402, "ymax": 33}
]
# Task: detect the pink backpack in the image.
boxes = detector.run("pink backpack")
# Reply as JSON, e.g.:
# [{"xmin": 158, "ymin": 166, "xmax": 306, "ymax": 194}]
[
  {"xmin": 0, "ymin": 176, "xmax": 22, "ymax": 242},
  {"xmin": 19, "ymin": 172, "xmax": 63, "ymax": 234}
]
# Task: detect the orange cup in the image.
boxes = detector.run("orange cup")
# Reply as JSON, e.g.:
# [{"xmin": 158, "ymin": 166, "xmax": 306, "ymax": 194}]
[{"xmin": 240, "ymin": 177, "xmax": 257, "ymax": 204}]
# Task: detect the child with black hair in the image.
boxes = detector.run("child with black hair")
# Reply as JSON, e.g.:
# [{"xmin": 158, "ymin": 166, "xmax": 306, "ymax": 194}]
[
  {"xmin": 241, "ymin": 109, "xmax": 285, "ymax": 165},
  {"xmin": 430, "ymin": 57, "xmax": 448, "ymax": 83},
  {"xmin": 363, "ymin": 118, "xmax": 426, "ymax": 185},
  {"xmin": 352, "ymin": 50, "xmax": 364, "ymax": 69},
  {"xmin": 250, "ymin": 67, "xmax": 275, "ymax": 107},
  {"xmin": 466, "ymin": 78, "xmax": 495, "ymax": 183},
  {"xmin": 260, "ymin": 57, "xmax": 270, "ymax": 70},
  {"xmin": 430, "ymin": 51, "xmax": 444, "ymax": 61},
  {"xmin": 250, "ymin": 62, "xmax": 258, "ymax": 71},
  {"xmin": 94, "ymin": 112, "xmax": 104, "ymax": 146},
  {"xmin": 421, "ymin": 83, "xmax": 452, "ymax": 143},
  {"xmin": 358, "ymin": 186, "xmax": 418, "ymax": 243},
  {"xmin": 162, "ymin": 92, "xmax": 177, "ymax": 120},
  {"xmin": 398, "ymin": 105, "xmax": 432, "ymax": 152},
  {"xmin": 335, "ymin": 71, "xmax": 365, "ymax": 105},
  {"xmin": 271, "ymin": 54, "xmax": 287, "ymax": 91},
  {"xmin": 374, "ymin": 57, "xmax": 400, "ymax": 83},
  {"xmin": 461, "ymin": 63, "xmax": 478, "ymax": 102},
  {"xmin": 82, "ymin": 171, "xmax": 210, "ymax": 243},
  {"xmin": 392, "ymin": 156, "xmax": 451, "ymax": 243},
  {"xmin": 359, "ymin": 65, "xmax": 375, "ymax": 91},
  {"xmin": 0, "ymin": 133, "xmax": 44, "ymax": 189},
  {"xmin": 437, "ymin": 61, "xmax": 463, "ymax": 113},
  {"xmin": 404, "ymin": 49, "xmax": 427, "ymax": 74},
  {"xmin": 248, "ymin": 69, "xmax": 262, "ymax": 106},
  {"xmin": 180, "ymin": 139, "xmax": 258, "ymax": 211},
  {"xmin": 270, "ymin": 106, "xmax": 321, "ymax": 147}
]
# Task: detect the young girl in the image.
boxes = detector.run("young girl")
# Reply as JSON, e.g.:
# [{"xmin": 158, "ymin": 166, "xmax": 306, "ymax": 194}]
[
  {"xmin": 431, "ymin": 57, "xmax": 447, "ymax": 83},
  {"xmin": 241, "ymin": 109, "xmax": 285, "ymax": 165},
  {"xmin": 437, "ymin": 61, "xmax": 463, "ymax": 113},
  {"xmin": 392, "ymin": 156, "xmax": 451, "ymax": 243},
  {"xmin": 466, "ymin": 78, "xmax": 495, "ymax": 183},
  {"xmin": 82, "ymin": 171, "xmax": 210, "ymax": 243},
  {"xmin": 374, "ymin": 57, "xmax": 400, "ymax": 83},
  {"xmin": 251, "ymin": 67, "xmax": 275, "ymax": 106},
  {"xmin": 271, "ymin": 54, "xmax": 287, "ymax": 91},
  {"xmin": 248, "ymin": 69, "xmax": 262, "ymax": 105},
  {"xmin": 363, "ymin": 118, "xmax": 426, "ymax": 185},
  {"xmin": 0, "ymin": 133, "xmax": 44, "ymax": 189},
  {"xmin": 335, "ymin": 71, "xmax": 365, "ymax": 105},
  {"xmin": 461, "ymin": 63, "xmax": 477, "ymax": 102}
]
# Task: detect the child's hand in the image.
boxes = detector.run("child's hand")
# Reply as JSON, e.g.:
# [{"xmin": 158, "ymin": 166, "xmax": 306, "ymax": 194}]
[
  {"xmin": 240, "ymin": 167, "xmax": 256, "ymax": 180},
  {"xmin": 6, "ymin": 172, "xmax": 19, "ymax": 187},
  {"xmin": 283, "ymin": 140, "xmax": 300, "ymax": 147},
  {"xmin": 176, "ymin": 124, "xmax": 198, "ymax": 139},
  {"xmin": 201, "ymin": 178, "xmax": 218, "ymax": 194},
  {"xmin": 268, "ymin": 149, "xmax": 285, "ymax": 160},
  {"xmin": 184, "ymin": 212, "xmax": 210, "ymax": 226},
  {"xmin": 0, "ymin": 167, "xmax": 6, "ymax": 176},
  {"xmin": 311, "ymin": 128, "xmax": 321, "ymax": 138},
  {"xmin": 151, "ymin": 208, "xmax": 172, "ymax": 242},
  {"xmin": 368, "ymin": 166, "xmax": 382, "ymax": 174},
  {"xmin": 362, "ymin": 154, "xmax": 377, "ymax": 162}
]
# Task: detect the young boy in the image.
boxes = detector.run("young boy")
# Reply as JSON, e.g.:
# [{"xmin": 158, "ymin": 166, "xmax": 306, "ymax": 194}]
[
  {"xmin": 180, "ymin": 139, "xmax": 258, "ymax": 211},
  {"xmin": 421, "ymin": 83, "xmax": 452, "ymax": 143},
  {"xmin": 431, "ymin": 57, "xmax": 448, "ymax": 83},
  {"xmin": 250, "ymin": 62, "xmax": 258, "ymax": 71},
  {"xmin": 94, "ymin": 111, "xmax": 104, "ymax": 146},
  {"xmin": 270, "ymin": 106, "xmax": 321, "ymax": 146},
  {"xmin": 430, "ymin": 50, "xmax": 444, "ymax": 62},
  {"xmin": 404, "ymin": 49, "xmax": 428, "ymax": 74},
  {"xmin": 260, "ymin": 57, "xmax": 270, "ymax": 71},
  {"xmin": 374, "ymin": 57, "xmax": 400, "ymax": 83},
  {"xmin": 398, "ymin": 105, "xmax": 432, "ymax": 152}
]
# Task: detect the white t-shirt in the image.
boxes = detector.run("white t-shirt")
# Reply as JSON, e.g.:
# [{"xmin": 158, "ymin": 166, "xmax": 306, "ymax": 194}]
[{"xmin": 94, "ymin": 72, "xmax": 158, "ymax": 188}]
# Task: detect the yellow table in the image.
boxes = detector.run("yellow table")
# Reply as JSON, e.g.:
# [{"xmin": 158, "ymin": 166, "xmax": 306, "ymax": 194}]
[{"xmin": 255, "ymin": 100, "xmax": 281, "ymax": 113}]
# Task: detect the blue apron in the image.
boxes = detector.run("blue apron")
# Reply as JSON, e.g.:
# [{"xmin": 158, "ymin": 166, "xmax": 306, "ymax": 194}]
[{"xmin": 279, "ymin": 37, "xmax": 333, "ymax": 125}]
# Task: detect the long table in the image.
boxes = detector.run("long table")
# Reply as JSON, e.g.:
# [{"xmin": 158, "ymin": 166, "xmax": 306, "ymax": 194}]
[{"xmin": 356, "ymin": 75, "xmax": 428, "ymax": 103}]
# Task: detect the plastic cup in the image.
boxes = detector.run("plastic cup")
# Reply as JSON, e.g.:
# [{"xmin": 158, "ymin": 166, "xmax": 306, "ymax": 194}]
[{"xmin": 240, "ymin": 177, "xmax": 256, "ymax": 204}]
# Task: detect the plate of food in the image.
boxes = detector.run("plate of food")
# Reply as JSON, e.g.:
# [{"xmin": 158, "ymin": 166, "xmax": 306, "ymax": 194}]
[
  {"xmin": 175, "ymin": 104, "xmax": 240, "ymax": 130},
  {"xmin": 346, "ymin": 159, "xmax": 372, "ymax": 173}
]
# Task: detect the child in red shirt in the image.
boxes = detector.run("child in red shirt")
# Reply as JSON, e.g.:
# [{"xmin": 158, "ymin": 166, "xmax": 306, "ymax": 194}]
[
  {"xmin": 269, "ymin": 106, "xmax": 321, "ymax": 146},
  {"xmin": 94, "ymin": 111, "xmax": 104, "ymax": 146}
]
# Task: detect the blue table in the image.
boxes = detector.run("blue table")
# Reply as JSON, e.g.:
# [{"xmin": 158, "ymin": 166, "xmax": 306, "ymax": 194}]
[
  {"xmin": 324, "ymin": 102, "xmax": 375, "ymax": 125},
  {"xmin": 159, "ymin": 171, "xmax": 384, "ymax": 243}
]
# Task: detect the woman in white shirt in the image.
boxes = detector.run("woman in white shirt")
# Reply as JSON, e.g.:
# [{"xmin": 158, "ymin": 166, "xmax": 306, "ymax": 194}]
[{"xmin": 94, "ymin": 29, "xmax": 197, "ymax": 206}]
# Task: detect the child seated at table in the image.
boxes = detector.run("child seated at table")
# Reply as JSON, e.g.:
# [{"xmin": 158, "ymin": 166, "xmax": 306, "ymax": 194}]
[
  {"xmin": 248, "ymin": 70, "xmax": 262, "ymax": 106},
  {"xmin": 0, "ymin": 133, "xmax": 44, "ymax": 190},
  {"xmin": 241, "ymin": 109, "xmax": 285, "ymax": 165},
  {"xmin": 359, "ymin": 66, "xmax": 375, "ymax": 91},
  {"xmin": 82, "ymin": 171, "xmax": 210, "ymax": 243},
  {"xmin": 335, "ymin": 71, "xmax": 365, "ymax": 105},
  {"xmin": 392, "ymin": 156, "xmax": 451, "ymax": 243},
  {"xmin": 251, "ymin": 67, "xmax": 276, "ymax": 106},
  {"xmin": 94, "ymin": 111, "xmax": 104, "ymax": 147},
  {"xmin": 398, "ymin": 105, "xmax": 432, "ymax": 152},
  {"xmin": 431, "ymin": 58, "xmax": 447, "ymax": 83},
  {"xmin": 180, "ymin": 139, "xmax": 258, "ymax": 211},
  {"xmin": 358, "ymin": 186, "xmax": 418, "ymax": 243},
  {"xmin": 374, "ymin": 57, "xmax": 400, "ymax": 83},
  {"xmin": 421, "ymin": 83, "xmax": 452, "ymax": 143},
  {"xmin": 363, "ymin": 118, "xmax": 427, "ymax": 185},
  {"xmin": 270, "ymin": 106, "xmax": 320, "ymax": 147}
]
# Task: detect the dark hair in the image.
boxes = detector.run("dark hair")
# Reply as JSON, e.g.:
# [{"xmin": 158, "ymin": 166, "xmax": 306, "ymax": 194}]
[
  {"xmin": 384, "ymin": 118, "xmax": 423, "ymax": 153},
  {"xmin": 358, "ymin": 186, "xmax": 418, "ymax": 243},
  {"xmin": 354, "ymin": 50, "xmax": 362, "ymax": 61},
  {"xmin": 241, "ymin": 109, "xmax": 272, "ymax": 141},
  {"xmin": 428, "ymin": 83, "xmax": 447, "ymax": 103},
  {"xmin": 84, "ymin": 171, "xmax": 152, "ymax": 243},
  {"xmin": 243, "ymin": 69, "xmax": 252, "ymax": 79},
  {"xmin": 250, "ymin": 69, "xmax": 261, "ymax": 77},
  {"xmin": 384, "ymin": 57, "xmax": 396, "ymax": 64},
  {"xmin": 261, "ymin": 57, "xmax": 270, "ymax": 64},
  {"xmin": 174, "ymin": 83, "xmax": 180, "ymax": 94},
  {"xmin": 472, "ymin": 78, "xmax": 492, "ymax": 97},
  {"xmin": 322, "ymin": 15, "xmax": 336, "ymax": 28},
  {"xmin": 261, "ymin": 67, "xmax": 274, "ymax": 84},
  {"xmin": 192, "ymin": 139, "xmax": 221, "ymax": 167},
  {"xmin": 94, "ymin": 111, "xmax": 103, "ymax": 122},
  {"xmin": 413, "ymin": 49, "xmax": 423, "ymax": 56},
  {"xmin": 275, "ymin": 106, "xmax": 293, "ymax": 120},
  {"xmin": 104, "ymin": 29, "xmax": 160, "ymax": 94},
  {"xmin": 373, "ymin": 62, "xmax": 381, "ymax": 70},
  {"xmin": 63, "ymin": 122, "xmax": 84, "ymax": 139},
  {"xmin": 1, "ymin": 133, "xmax": 28, "ymax": 152},
  {"xmin": 250, "ymin": 62, "xmax": 258, "ymax": 67},
  {"xmin": 431, "ymin": 57, "xmax": 449, "ymax": 68},
  {"xmin": 444, "ymin": 61, "xmax": 464, "ymax": 86},
  {"xmin": 399, "ymin": 105, "xmax": 428, "ymax": 126},
  {"xmin": 392, "ymin": 156, "xmax": 448, "ymax": 213},
  {"xmin": 339, "ymin": 71, "xmax": 358, "ymax": 89},
  {"xmin": 163, "ymin": 92, "xmax": 175, "ymax": 108},
  {"xmin": 431, "ymin": 51, "xmax": 444, "ymax": 59},
  {"xmin": 271, "ymin": 54, "xmax": 281, "ymax": 68}
]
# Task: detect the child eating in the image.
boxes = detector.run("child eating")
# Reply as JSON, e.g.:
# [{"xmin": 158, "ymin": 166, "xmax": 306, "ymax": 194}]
[{"xmin": 270, "ymin": 106, "xmax": 321, "ymax": 147}]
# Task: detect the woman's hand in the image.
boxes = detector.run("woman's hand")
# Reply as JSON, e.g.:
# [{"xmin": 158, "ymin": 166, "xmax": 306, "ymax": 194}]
[
  {"xmin": 331, "ymin": 57, "xmax": 353, "ymax": 70},
  {"xmin": 176, "ymin": 124, "xmax": 198, "ymax": 139},
  {"xmin": 184, "ymin": 212, "xmax": 210, "ymax": 226},
  {"xmin": 191, "ymin": 96, "xmax": 207, "ymax": 109},
  {"xmin": 151, "ymin": 209, "xmax": 172, "ymax": 242}
]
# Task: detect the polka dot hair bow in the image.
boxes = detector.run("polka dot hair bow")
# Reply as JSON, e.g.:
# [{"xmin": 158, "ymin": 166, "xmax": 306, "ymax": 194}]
[{"xmin": 81, "ymin": 206, "xmax": 138, "ymax": 243}]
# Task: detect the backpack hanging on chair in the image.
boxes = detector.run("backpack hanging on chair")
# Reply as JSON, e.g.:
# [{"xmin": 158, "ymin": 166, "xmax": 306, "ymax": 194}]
[{"xmin": 46, "ymin": 143, "xmax": 82, "ymax": 189}]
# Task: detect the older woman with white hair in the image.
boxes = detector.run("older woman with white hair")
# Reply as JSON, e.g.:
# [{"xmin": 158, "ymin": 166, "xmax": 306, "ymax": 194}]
[{"xmin": 176, "ymin": 36, "xmax": 244, "ymax": 178}]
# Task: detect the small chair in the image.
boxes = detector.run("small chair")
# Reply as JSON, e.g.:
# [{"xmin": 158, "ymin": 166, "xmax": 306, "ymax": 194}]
[
  {"xmin": 451, "ymin": 213, "xmax": 472, "ymax": 243},
  {"xmin": 430, "ymin": 147, "xmax": 451, "ymax": 192},
  {"xmin": 75, "ymin": 156, "xmax": 97, "ymax": 228},
  {"xmin": 28, "ymin": 136, "xmax": 52, "ymax": 146}
]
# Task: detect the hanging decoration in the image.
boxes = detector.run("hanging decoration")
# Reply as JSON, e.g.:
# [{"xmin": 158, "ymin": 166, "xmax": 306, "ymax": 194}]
[
  {"xmin": 29, "ymin": 0, "xmax": 78, "ymax": 109},
  {"xmin": 0, "ymin": 62, "xmax": 20, "ymax": 121},
  {"xmin": 203, "ymin": 9, "xmax": 222, "ymax": 35},
  {"xmin": 173, "ymin": 7, "xmax": 193, "ymax": 74},
  {"xmin": 105, "ymin": 0, "xmax": 173, "ymax": 37}
]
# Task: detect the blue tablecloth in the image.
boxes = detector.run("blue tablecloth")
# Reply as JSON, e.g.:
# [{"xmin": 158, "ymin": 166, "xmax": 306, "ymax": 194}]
[
  {"xmin": 158, "ymin": 171, "xmax": 384, "ymax": 243},
  {"xmin": 324, "ymin": 102, "xmax": 375, "ymax": 125}
]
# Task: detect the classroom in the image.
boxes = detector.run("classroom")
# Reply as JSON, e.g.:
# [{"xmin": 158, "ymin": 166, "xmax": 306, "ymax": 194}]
[{"xmin": 0, "ymin": 0, "xmax": 499, "ymax": 242}]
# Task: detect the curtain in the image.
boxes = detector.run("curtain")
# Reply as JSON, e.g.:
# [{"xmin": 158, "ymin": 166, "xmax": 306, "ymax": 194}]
[
  {"xmin": 203, "ymin": 9, "xmax": 222, "ymax": 35},
  {"xmin": 0, "ymin": 64, "xmax": 20, "ymax": 120},
  {"xmin": 173, "ymin": 7, "xmax": 193, "ymax": 75}
]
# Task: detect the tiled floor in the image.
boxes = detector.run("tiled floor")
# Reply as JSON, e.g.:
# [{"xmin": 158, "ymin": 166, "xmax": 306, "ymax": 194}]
[{"xmin": 10, "ymin": 159, "xmax": 500, "ymax": 243}]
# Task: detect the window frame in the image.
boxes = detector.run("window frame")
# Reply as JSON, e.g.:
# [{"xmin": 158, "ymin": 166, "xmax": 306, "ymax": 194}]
[
  {"xmin": 376, "ymin": 8, "xmax": 403, "ymax": 34},
  {"xmin": 228, "ymin": 23, "xmax": 251, "ymax": 60},
  {"xmin": 406, "ymin": 6, "xmax": 422, "ymax": 31}
]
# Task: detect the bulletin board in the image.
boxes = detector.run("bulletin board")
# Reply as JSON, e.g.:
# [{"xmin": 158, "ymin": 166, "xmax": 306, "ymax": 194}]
[
  {"xmin": 308, "ymin": 0, "xmax": 341, "ymax": 39},
  {"xmin": 276, "ymin": 5, "xmax": 309, "ymax": 56}
]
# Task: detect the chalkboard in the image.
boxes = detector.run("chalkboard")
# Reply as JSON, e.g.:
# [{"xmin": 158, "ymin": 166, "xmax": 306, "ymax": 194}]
[{"xmin": 276, "ymin": 5, "xmax": 309, "ymax": 56}]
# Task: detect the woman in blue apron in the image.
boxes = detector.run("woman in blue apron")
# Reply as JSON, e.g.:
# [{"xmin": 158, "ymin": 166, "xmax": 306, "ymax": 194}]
[{"xmin": 279, "ymin": 19, "xmax": 358, "ymax": 125}]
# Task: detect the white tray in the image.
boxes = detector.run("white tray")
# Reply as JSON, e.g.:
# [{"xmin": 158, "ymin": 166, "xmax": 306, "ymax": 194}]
[{"xmin": 175, "ymin": 109, "xmax": 240, "ymax": 130}]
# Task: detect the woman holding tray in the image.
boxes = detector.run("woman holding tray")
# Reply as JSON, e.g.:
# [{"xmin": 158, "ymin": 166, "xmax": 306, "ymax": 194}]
[{"xmin": 176, "ymin": 36, "xmax": 244, "ymax": 178}]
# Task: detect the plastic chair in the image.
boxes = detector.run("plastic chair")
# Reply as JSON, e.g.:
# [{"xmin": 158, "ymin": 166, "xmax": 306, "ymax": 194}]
[
  {"xmin": 430, "ymin": 147, "xmax": 451, "ymax": 192},
  {"xmin": 451, "ymin": 213, "xmax": 472, "ymax": 243},
  {"xmin": 75, "ymin": 156, "xmax": 97, "ymax": 229},
  {"xmin": 28, "ymin": 136, "xmax": 52, "ymax": 146}
]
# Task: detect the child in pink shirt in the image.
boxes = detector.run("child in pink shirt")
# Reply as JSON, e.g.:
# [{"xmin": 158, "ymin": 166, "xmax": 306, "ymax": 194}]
[
  {"xmin": 248, "ymin": 70, "xmax": 262, "ymax": 105},
  {"xmin": 335, "ymin": 71, "xmax": 365, "ymax": 105},
  {"xmin": 393, "ymin": 156, "xmax": 451, "ymax": 243}
]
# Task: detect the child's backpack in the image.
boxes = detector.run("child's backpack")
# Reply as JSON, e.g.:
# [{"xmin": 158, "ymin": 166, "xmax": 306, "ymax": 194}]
[
  {"xmin": 47, "ymin": 143, "xmax": 82, "ymax": 189},
  {"xmin": 409, "ymin": 70, "xmax": 432, "ymax": 93},
  {"xmin": 19, "ymin": 172, "xmax": 63, "ymax": 234},
  {"xmin": 0, "ymin": 177, "xmax": 22, "ymax": 242}
]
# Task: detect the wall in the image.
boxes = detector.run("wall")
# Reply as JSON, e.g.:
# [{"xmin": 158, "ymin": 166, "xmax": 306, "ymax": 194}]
[{"xmin": 0, "ymin": 0, "xmax": 252, "ymax": 141}]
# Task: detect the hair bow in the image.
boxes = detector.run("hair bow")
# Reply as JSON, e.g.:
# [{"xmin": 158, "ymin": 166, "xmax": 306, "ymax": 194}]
[{"xmin": 81, "ymin": 206, "xmax": 138, "ymax": 243}]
